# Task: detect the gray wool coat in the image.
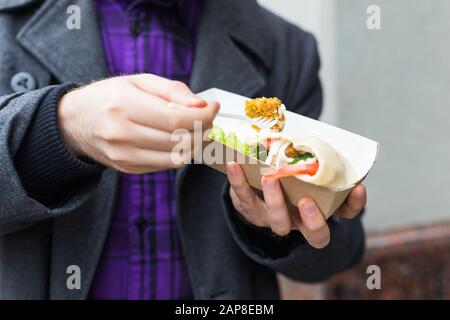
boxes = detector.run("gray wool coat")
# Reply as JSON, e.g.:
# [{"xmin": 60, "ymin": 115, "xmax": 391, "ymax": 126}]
[{"xmin": 0, "ymin": 0, "xmax": 365, "ymax": 299}]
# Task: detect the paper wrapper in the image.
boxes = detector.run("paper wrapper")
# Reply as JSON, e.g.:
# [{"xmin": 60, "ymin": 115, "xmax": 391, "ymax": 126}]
[{"xmin": 196, "ymin": 88, "xmax": 379, "ymax": 219}]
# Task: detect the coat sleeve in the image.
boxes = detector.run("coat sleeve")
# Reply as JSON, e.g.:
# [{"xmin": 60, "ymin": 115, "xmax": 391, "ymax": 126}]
[
  {"xmin": 222, "ymin": 183, "xmax": 365, "ymax": 282},
  {"xmin": 222, "ymin": 26, "xmax": 365, "ymax": 282},
  {"xmin": 0, "ymin": 85, "xmax": 103, "ymax": 235}
]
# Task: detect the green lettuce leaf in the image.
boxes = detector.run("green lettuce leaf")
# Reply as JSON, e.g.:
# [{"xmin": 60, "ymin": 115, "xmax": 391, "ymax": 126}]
[
  {"xmin": 209, "ymin": 126, "xmax": 260, "ymax": 158},
  {"xmin": 288, "ymin": 152, "xmax": 315, "ymax": 164}
]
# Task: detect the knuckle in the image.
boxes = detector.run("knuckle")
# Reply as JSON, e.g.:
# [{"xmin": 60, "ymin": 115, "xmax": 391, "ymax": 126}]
[
  {"xmin": 104, "ymin": 90, "xmax": 123, "ymax": 111},
  {"xmin": 266, "ymin": 198, "xmax": 284, "ymax": 210},
  {"xmin": 308, "ymin": 222, "xmax": 328, "ymax": 234},
  {"xmin": 272, "ymin": 226, "xmax": 291, "ymax": 237},
  {"xmin": 268, "ymin": 215, "xmax": 288, "ymax": 230},
  {"xmin": 120, "ymin": 166, "xmax": 142, "ymax": 174},
  {"xmin": 266, "ymin": 200, "xmax": 286, "ymax": 213},
  {"xmin": 311, "ymin": 234, "xmax": 330, "ymax": 249},
  {"xmin": 168, "ymin": 114, "xmax": 184, "ymax": 131},
  {"xmin": 170, "ymin": 80, "xmax": 188, "ymax": 92},
  {"xmin": 231, "ymin": 199, "xmax": 241, "ymax": 211},
  {"xmin": 239, "ymin": 211, "xmax": 261, "ymax": 225},
  {"xmin": 171, "ymin": 160, "xmax": 186, "ymax": 169},
  {"xmin": 106, "ymin": 148, "xmax": 127, "ymax": 164},
  {"xmin": 229, "ymin": 188, "xmax": 240, "ymax": 202},
  {"xmin": 168, "ymin": 153, "xmax": 188, "ymax": 169},
  {"xmin": 241, "ymin": 193, "xmax": 256, "ymax": 207},
  {"xmin": 98, "ymin": 121, "xmax": 124, "ymax": 142},
  {"xmin": 106, "ymin": 151, "xmax": 120, "ymax": 163},
  {"xmin": 230, "ymin": 195, "xmax": 239, "ymax": 205},
  {"xmin": 105, "ymin": 104, "xmax": 123, "ymax": 116},
  {"xmin": 233, "ymin": 178, "xmax": 248, "ymax": 190},
  {"xmin": 234, "ymin": 205, "xmax": 245, "ymax": 215},
  {"xmin": 254, "ymin": 219, "xmax": 268, "ymax": 228}
]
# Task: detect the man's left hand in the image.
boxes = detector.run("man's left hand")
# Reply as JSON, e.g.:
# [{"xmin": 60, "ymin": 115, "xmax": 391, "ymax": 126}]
[{"xmin": 226, "ymin": 162, "xmax": 367, "ymax": 249}]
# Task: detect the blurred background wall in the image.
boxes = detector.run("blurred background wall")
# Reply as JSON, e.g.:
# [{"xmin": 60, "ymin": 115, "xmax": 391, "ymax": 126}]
[{"xmin": 258, "ymin": 0, "xmax": 450, "ymax": 299}]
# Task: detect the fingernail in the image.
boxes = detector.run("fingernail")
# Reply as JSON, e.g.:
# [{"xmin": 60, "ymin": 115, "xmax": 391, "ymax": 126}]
[
  {"xmin": 227, "ymin": 163, "xmax": 236, "ymax": 176},
  {"xmin": 188, "ymin": 94, "xmax": 204, "ymax": 105},
  {"xmin": 191, "ymin": 97, "xmax": 204, "ymax": 104},
  {"xmin": 302, "ymin": 202, "xmax": 317, "ymax": 216},
  {"xmin": 356, "ymin": 186, "xmax": 365, "ymax": 199},
  {"xmin": 211, "ymin": 101, "xmax": 220, "ymax": 112},
  {"xmin": 264, "ymin": 178, "xmax": 277, "ymax": 190}
]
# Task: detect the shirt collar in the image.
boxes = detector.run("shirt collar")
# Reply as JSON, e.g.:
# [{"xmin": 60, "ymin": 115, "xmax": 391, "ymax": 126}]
[
  {"xmin": 107, "ymin": 0, "xmax": 189, "ymax": 11},
  {"xmin": 94, "ymin": 0, "xmax": 202, "ymax": 30}
]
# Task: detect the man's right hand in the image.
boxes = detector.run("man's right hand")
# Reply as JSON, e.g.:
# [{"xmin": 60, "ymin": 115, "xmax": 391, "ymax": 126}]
[{"xmin": 58, "ymin": 74, "xmax": 219, "ymax": 174}]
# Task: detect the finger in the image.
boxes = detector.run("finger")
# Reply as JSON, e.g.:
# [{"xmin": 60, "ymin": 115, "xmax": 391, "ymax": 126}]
[
  {"xmin": 113, "ymin": 163, "xmax": 169, "ymax": 175},
  {"xmin": 107, "ymin": 146, "xmax": 186, "ymax": 170},
  {"xmin": 229, "ymin": 187, "xmax": 243, "ymax": 213},
  {"xmin": 261, "ymin": 177, "xmax": 291, "ymax": 236},
  {"xmin": 122, "ymin": 91, "xmax": 170, "ymax": 127},
  {"xmin": 126, "ymin": 89, "xmax": 219, "ymax": 132},
  {"xmin": 127, "ymin": 123, "xmax": 194, "ymax": 152},
  {"xmin": 166, "ymin": 100, "xmax": 219, "ymax": 132},
  {"xmin": 335, "ymin": 184, "xmax": 367, "ymax": 219},
  {"xmin": 226, "ymin": 162, "xmax": 257, "ymax": 205},
  {"xmin": 230, "ymin": 186, "xmax": 267, "ymax": 227},
  {"xmin": 129, "ymin": 74, "xmax": 206, "ymax": 107},
  {"xmin": 297, "ymin": 198, "xmax": 330, "ymax": 249}
]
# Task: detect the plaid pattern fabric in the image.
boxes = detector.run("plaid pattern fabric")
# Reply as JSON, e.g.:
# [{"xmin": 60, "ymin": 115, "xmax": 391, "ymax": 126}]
[{"xmin": 89, "ymin": 0, "xmax": 202, "ymax": 300}]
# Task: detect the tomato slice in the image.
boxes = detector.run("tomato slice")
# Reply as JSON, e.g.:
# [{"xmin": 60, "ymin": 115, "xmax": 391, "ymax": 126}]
[
  {"xmin": 263, "ymin": 138, "xmax": 272, "ymax": 150},
  {"xmin": 265, "ymin": 162, "xmax": 319, "ymax": 179}
]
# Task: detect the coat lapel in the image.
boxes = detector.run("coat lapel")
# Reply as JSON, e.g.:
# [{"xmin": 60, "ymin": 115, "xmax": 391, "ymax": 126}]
[
  {"xmin": 13, "ymin": 0, "xmax": 273, "ymax": 299},
  {"xmin": 16, "ymin": 0, "xmax": 108, "ymax": 83},
  {"xmin": 0, "ymin": 0, "xmax": 39, "ymax": 11},
  {"xmin": 13, "ymin": 0, "xmax": 112, "ymax": 299},
  {"xmin": 189, "ymin": 0, "xmax": 269, "ymax": 96}
]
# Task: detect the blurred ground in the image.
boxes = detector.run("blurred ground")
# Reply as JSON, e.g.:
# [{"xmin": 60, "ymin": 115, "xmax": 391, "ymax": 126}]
[{"xmin": 279, "ymin": 222, "xmax": 450, "ymax": 299}]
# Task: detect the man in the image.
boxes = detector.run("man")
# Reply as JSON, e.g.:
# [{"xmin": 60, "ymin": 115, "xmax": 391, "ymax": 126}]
[{"xmin": 0, "ymin": 0, "xmax": 366, "ymax": 299}]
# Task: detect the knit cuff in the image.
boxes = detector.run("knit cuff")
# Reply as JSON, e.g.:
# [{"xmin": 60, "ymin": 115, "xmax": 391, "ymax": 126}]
[{"xmin": 15, "ymin": 83, "xmax": 105, "ymax": 200}]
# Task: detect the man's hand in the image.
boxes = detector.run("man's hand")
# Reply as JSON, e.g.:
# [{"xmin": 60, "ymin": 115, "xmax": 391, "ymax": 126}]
[
  {"xmin": 58, "ymin": 74, "xmax": 219, "ymax": 173},
  {"xmin": 226, "ymin": 162, "xmax": 367, "ymax": 249}
]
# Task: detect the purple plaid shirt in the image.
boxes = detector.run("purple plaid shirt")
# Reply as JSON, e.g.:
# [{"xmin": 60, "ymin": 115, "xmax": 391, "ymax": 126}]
[{"xmin": 89, "ymin": 0, "xmax": 203, "ymax": 300}]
